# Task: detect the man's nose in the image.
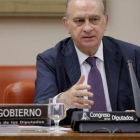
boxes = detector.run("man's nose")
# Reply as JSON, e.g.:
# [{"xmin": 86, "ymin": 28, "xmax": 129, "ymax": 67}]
[{"xmin": 83, "ymin": 21, "xmax": 93, "ymax": 32}]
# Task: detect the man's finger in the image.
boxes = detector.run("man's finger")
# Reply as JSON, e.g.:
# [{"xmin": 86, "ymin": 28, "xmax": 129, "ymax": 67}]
[
  {"xmin": 75, "ymin": 84, "xmax": 91, "ymax": 90},
  {"xmin": 74, "ymin": 103, "xmax": 91, "ymax": 109},
  {"xmin": 125, "ymin": 110, "xmax": 135, "ymax": 112},
  {"xmin": 75, "ymin": 90, "xmax": 93, "ymax": 97},
  {"xmin": 75, "ymin": 97, "xmax": 94, "ymax": 105}
]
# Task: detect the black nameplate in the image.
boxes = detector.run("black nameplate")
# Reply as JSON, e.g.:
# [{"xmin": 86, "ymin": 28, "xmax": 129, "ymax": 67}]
[
  {"xmin": 71, "ymin": 111, "xmax": 140, "ymax": 133},
  {"xmin": 0, "ymin": 104, "xmax": 49, "ymax": 125},
  {"xmin": 76, "ymin": 111, "xmax": 138, "ymax": 122}
]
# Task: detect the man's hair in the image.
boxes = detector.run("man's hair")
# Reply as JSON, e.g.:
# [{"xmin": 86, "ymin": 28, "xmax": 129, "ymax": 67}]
[{"xmin": 65, "ymin": 0, "xmax": 106, "ymax": 20}]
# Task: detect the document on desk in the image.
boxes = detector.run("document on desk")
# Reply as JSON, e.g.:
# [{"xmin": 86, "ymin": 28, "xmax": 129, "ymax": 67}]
[
  {"xmin": 50, "ymin": 126, "xmax": 71, "ymax": 131},
  {"xmin": 0, "ymin": 125, "xmax": 71, "ymax": 134},
  {"xmin": 0, "ymin": 125, "xmax": 50, "ymax": 134},
  {"xmin": 0, "ymin": 125, "xmax": 20, "ymax": 134},
  {"xmin": 20, "ymin": 126, "xmax": 50, "ymax": 133},
  {"xmin": 20, "ymin": 126, "xmax": 71, "ymax": 133}
]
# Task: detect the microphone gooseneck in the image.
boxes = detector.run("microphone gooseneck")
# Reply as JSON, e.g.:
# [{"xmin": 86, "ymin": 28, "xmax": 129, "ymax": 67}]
[{"xmin": 127, "ymin": 60, "xmax": 140, "ymax": 119}]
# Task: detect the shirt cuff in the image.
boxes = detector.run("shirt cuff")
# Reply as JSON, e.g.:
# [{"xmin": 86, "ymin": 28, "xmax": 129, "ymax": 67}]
[{"xmin": 53, "ymin": 93, "xmax": 69, "ymax": 111}]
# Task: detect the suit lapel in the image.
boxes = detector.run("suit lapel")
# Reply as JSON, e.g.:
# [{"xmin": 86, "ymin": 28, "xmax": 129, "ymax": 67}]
[
  {"xmin": 61, "ymin": 39, "xmax": 81, "ymax": 85},
  {"xmin": 103, "ymin": 37, "xmax": 122, "ymax": 111}
]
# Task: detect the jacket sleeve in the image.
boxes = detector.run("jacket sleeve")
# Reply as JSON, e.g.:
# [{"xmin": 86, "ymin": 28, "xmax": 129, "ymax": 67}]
[{"xmin": 34, "ymin": 52, "xmax": 58, "ymax": 104}]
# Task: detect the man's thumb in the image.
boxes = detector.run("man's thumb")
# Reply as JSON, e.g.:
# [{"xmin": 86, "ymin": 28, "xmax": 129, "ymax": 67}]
[{"xmin": 76, "ymin": 75, "xmax": 85, "ymax": 85}]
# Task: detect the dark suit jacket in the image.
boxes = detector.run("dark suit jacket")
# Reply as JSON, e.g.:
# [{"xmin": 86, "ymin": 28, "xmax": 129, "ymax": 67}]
[{"xmin": 34, "ymin": 36, "xmax": 140, "ymax": 125}]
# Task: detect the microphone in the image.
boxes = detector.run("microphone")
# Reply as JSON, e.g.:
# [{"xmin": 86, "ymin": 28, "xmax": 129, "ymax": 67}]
[{"xmin": 127, "ymin": 60, "xmax": 140, "ymax": 119}]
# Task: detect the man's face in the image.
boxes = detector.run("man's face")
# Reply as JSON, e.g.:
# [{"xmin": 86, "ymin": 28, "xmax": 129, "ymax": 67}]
[{"xmin": 63, "ymin": 0, "xmax": 108, "ymax": 55}]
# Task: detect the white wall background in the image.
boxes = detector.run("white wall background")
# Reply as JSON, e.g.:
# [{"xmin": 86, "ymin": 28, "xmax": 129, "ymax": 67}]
[
  {"xmin": 106, "ymin": 0, "xmax": 140, "ymax": 45},
  {"xmin": 0, "ymin": 0, "xmax": 140, "ymax": 65}
]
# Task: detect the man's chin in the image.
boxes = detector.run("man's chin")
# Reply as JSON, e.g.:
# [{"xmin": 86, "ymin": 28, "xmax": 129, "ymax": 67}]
[
  {"xmin": 80, "ymin": 43, "xmax": 99, "ymax": 54},
  {"xmin": 82, "ymin": 43, "xmax": 98, "ymax": 49}
]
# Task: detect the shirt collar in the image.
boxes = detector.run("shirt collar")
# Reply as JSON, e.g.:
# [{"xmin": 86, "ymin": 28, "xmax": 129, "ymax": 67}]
[{"xmin": 75, "ymin": 41, "xmax": 104, "ymax": 65}]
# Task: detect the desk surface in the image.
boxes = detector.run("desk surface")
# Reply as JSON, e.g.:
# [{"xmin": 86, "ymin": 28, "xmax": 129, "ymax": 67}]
[{"xmin": 0, "ymin": 130, "xmax": 140, "ymax": 140}]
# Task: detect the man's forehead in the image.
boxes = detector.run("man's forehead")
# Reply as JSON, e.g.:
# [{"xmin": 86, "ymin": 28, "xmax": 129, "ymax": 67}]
[
  {"xmin": 68, "ymin": 0, "xmax": 101, "ymax": 5},
  {"xmin": 66, "ymin": 0, "xmax": 104, "ymax": 19},
  {"xmin": 68, "ymin": 0, "xmax": 102, "ymax": 10},
  {"xmin": 68, "ymin": 1, "xmax": 102, "ymax": 15}
]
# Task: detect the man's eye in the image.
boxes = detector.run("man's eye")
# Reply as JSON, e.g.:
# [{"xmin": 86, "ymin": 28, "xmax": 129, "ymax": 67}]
[
  {"xmin": 90, "ymin": 18, "xmax": 100, "ymax": 24},
  {"xmin": 92, "ymin": 18, "xmax": 99, "ymax": 21},
  {"xmin": 75, "ymin": 19, "xmax": 84, "ymax": 24},
  {"xmin": 94, "ymin": 18, "xmax": 98, "ymax": 20}
]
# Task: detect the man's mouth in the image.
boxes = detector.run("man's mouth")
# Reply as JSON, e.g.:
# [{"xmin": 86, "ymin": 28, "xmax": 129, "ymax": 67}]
[{"xmin": 82, "ymin": 36, "xmax": 96, "ymax": 40}]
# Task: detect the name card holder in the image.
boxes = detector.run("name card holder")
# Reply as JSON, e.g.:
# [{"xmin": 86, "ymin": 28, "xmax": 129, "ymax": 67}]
[{"xmin": 0, "ymin": 104, "xmax": 50, "ymax": 134}]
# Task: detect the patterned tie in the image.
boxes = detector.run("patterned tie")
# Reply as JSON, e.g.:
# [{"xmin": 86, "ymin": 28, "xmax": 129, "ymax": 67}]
[{"xmin": 86, "ymin": 57, "xmax": 107, "ymax": 111}]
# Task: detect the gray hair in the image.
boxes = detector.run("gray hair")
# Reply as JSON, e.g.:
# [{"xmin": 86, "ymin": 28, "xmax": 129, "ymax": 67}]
[{"xmin": 65, "ymin": 0, "xmax": 106, "ymax": 20}]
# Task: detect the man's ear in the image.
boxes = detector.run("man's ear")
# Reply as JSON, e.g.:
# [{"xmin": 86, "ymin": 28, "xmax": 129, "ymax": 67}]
[
  {"xmin": 62, "ymin": 17, "xmax": 70, "ymax": 34},
  {"xmin": 104, "ymin": 13, "xmax": 109, "ymax": 31}
]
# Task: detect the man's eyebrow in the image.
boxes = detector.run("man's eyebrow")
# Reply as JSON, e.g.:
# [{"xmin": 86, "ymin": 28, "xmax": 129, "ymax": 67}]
[
  {"xmin": 73, "ymin": 15, "xmax": 100, "ymax": 19},
  {"xmin": 89, "ymin": 15, "xmax": 100, "ymax": 18},
  {"xmin": 73, "ymin": 17, "xmax": 84, "ymax": 20}
]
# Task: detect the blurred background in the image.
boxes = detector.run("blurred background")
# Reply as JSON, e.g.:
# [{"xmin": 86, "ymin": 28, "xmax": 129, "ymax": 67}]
[{"xmin": 0, "ymin": 0, "xmax": 140, "ymax": 65}]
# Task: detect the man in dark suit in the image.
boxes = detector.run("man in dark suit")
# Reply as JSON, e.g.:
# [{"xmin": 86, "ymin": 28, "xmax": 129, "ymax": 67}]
[{"xmin": 34, "ymin": 0, "xmax": 140, "ymax": 125}]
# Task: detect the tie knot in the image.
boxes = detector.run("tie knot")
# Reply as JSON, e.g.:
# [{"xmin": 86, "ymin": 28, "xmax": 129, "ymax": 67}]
[{"xmin": 86, "ymin": 57, "xmax": 96, "ymax": 67}]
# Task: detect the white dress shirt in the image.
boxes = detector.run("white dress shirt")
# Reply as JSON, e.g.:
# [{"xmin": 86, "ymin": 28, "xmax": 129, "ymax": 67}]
[{"xmin": 75, "ymin": 41, "xmax": 112, "ymax": 111}]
